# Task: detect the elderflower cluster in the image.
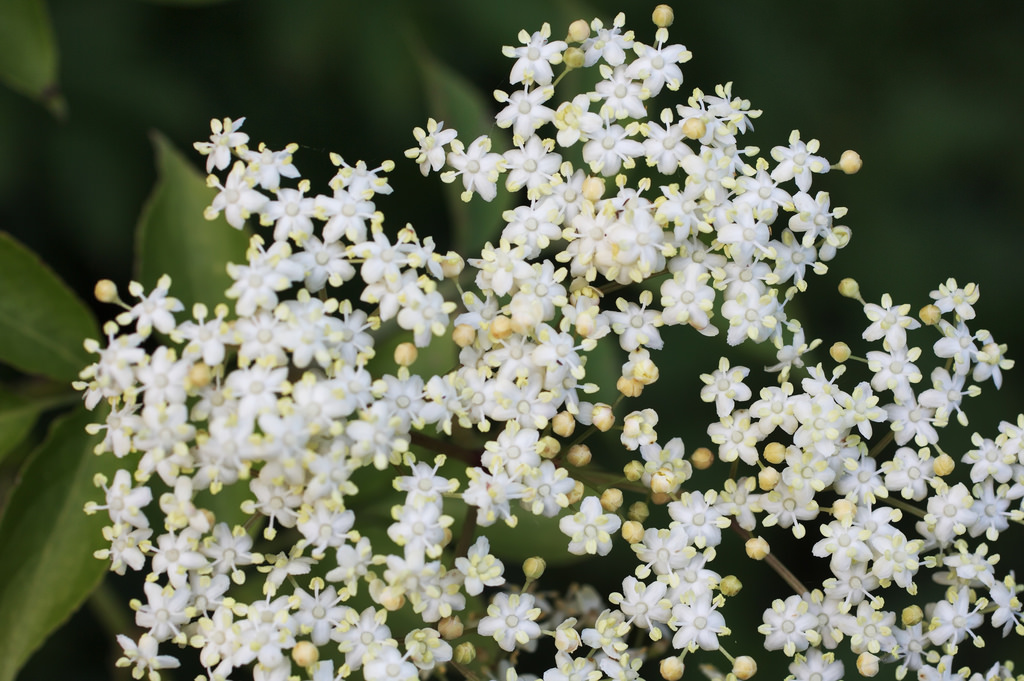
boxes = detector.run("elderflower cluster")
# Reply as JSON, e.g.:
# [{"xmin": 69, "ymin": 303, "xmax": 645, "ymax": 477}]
[{"xmin": 75, "ymin": 6, "xmax": 1024, "ymax": 681}]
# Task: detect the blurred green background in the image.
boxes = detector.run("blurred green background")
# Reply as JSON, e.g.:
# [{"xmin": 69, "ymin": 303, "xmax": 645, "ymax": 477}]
[{"xmin": 3, "ymin": 0, "xmax": 1023, "ymax": 679}]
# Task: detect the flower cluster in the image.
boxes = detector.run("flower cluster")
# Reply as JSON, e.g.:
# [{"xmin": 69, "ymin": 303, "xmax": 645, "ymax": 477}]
[{"xmin": 76, "ymin": 5, "xmax": 1024, "ymax": 681}]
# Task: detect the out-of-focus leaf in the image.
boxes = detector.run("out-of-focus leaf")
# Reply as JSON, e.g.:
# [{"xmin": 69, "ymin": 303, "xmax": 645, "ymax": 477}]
[
  {"xmin": 134, "ymin": 0, "xmax": 233, "ymax": 4},
  {"xmin": 415, "ymin": 47, "xmax": 513, "ymax": 256},
  {"xmin": 0, "ymin": 405, "xmax": 114, "ymax": 681},
  {"xmin": 0, "ymin": 0, "xmax": 64, "ymax": 116},
  {"xmin": 0, "ymin": 387, "xmax": 77, "ymax": 464},
  {"xmin": 0, "ymin": 232, "xmax": 99, "ymax": 382},
  {"xmin": 136, "ymin": 131, "xmax": 249, "ymax": 314}
]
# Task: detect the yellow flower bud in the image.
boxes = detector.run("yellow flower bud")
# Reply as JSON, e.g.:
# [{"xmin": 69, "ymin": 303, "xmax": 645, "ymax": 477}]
[
  {"xmin": 719, "ymin": 575, "xmax": 743, "ymax": 597},
  {"xmin": 919, "ymin": 304, "xmax": 942, "ymax": 326},
  {"xmin": 763, "ymin": 442, "xmax": 787, "ymax": 465},
  {"xmin": 902, "ymin": 605, "xmax": 924, "ymax": 627},
  {"xmin": 933, "ymin": 453, "xmax": 955, "ymax": 476},
  {"xmin": 838, "ymin": 149, "xmax": 863, "ymax": 174},
  {"xmin": 660, "ymin": 656, "xmax": 684, "ymax": 681},
  {"xmin": 601, "ymin": 488, "xmax": 623, "ymax": 512},
  {"xmin": 581, "ymin": 175, "xmax": 605, "ymax": 202},
  {"xmin": 838, "ymin": 277, "xmax": 861, "ymax": 299},
  {"xmin": 523, "ymin": 556, "xmax": 546, "ymax": 581},
  {"xmin": 552, "ymin": 411, "xmax": 576, "ymax": 437},
  {"xmin": 758, "ymin": 467, "xmax": 780, "ymax": 491},
  {"xmin": 617, "ymin": 375, "xmax": 645, "ymax": 397},
  {"xmin": 591, "ymin": 404, "xmax": 615, "ymax": 432},
  {"xmin": 622, "ymin": 520, "xmax": 644, "ymax": 544},
  {"xmin": 830, "ymin": 341, "xmax": 851, "ymax": 363},
  {"xmin": 452, "ymin": 324, "xmax": 476, "ymax": 347},
  {"xmin": 394, "ymin": 342, "xmax": 418, "ymax": 367},
  {"xmin": 94, "ymin": 279, "xmax": 119, "ymax": 303},
  {"xmin": 454, "ymin": 642, "xmax": 476, "ymax": 665},
  {"xmin": 691, "ymin": 446, "xmax": 714, "ymax": 470},
  {"xmin": 856, "ymin": 652, "xmax": 879, "ymax": 677},
  {"xmin": 652, "ymin": 4, "xmax": 674, "ymax": 28},
  {"xmin": 745, "ymin": 536, "xmax": 770, "ymax": 560},
  {"xmin": 563, "ymin": 46, "xmax": 585, "ymax": 69},
  {"xmin": 438, "ymin": 615, "xmax": 464, "ymax": 639},
  {"xmin": 628, "ymin": 501, "xmax": 649, "ymax": 523},
  {"xmin": 567, "ymin": 444, "xmax": 592, "ymax": 467},
  {"xmin": 291, "ymin": 641, "xmax": 319, "ymax": 668},
  {"xmin": 623, "ymin": 460, "xmax": 644, "ymax": 481},
  {"xmin": 681, "ymin": 118, "xmax": 706, "ymax": 140},
  {"xmin": 567, "ymin": 19, "xmax": 590, "ymax": 43},
  {"xmin": 733, "ymin": 656, "xmax": 757, "ymax": 680}
]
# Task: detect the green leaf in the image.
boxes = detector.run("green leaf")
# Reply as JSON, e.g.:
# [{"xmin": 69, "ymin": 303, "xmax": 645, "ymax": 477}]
[
  {"xmin": 415, "ymin": 48, "xmax": 513, "ymax": 256},
  {"xmin": 136, "ymin": 131, "xmax": 249, "ymax": 314},
  {"xmin": 0, "ymin": 232, "xmax": 99, "ymax": 382},
  {"xmin": 0, "ymin": 404, "xmax": 115, "ymax": 681},
  {"xmin": 0, "ymin": 0, "xmax": 64, "ymax": 116},
  {"xmin": 134, "ymin": 0, "xmax": 233, "ymax": 4},
  {"xmin": 0, "ymin": 386, "xmax": 78, "ymax": 464}
]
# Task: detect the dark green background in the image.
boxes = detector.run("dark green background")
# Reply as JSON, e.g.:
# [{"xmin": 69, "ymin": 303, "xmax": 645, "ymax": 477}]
[{"xmin": 3, "ymin": 0, "xmax": 1023, "ymax": 679}]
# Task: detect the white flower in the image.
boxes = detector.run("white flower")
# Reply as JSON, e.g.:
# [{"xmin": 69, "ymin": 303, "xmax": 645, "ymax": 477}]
[
  {"xmin": 406, "ymin": 118, "xmax": 458, "ymax": 176},
  {"xmin": 477, "ymin": 592, "xmax": 542, "ymax": 652},
  {"xmin": 559, "ymin": 495, "xmax": 621, "ymax": 556}
]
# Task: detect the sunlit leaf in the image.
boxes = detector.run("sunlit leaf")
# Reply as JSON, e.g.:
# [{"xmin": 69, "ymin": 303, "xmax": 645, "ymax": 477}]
[
  {"xmin": 0, "ymin": 0, "xmax": 64, "ymax": 116},
  {"xmin": 136, "ymin": 131, "xmax": 249, "ymax": 315},
  {"xmin": 0, "ymin": 405, "xmax": 114, "ymax": 681},
  {"xmin": 0, "ymin": 232, "xmax": 98, "ymax": 382}
]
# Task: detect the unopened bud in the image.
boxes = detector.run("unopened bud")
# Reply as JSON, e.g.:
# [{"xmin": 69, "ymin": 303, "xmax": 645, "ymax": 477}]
[
  {"xmin": 856, "ymin": 652, "xmax": 879, "ymax": 677},
  {"xmin": 523, "ymin": 556, "xmax": 546, "ymax": 581},
  {"xmin": 652, "ymin": 4, "xmax": 674, "ymax": 28},
  {"xmin": 440, "ymin": 251, "xmax": 464, "ymax": 278},
  {"xmin": 832, "ymin": 498, "xmax": 856, "ymax": 523},
  {"xmin": 650, "ymin": 492, "xmax": 671, "ymax": 505},
  {"xmin": 438, "ymin": 615, "xmax": 464, "ymax": 639},
  {"xmin": 660, "ymin": 656, "xmax": 684, "ymax": 681},
  {"xmin": 94, "ymin": 279, "xmax": 119, "ymax": 303},
  {"xmin": 563, "ymin": 46, "xmax": 585, "ymax": 69},
  {"xmin": 758, "ymin": 467, "xmax": 780, "ymax": 491},
  {"xmin": 628, "ymin": 501, "xmax": 649, "ymax": 523},
  {"xmin": 552, "ymin": 411, "xmax": 576, "ymax": 437},
  {"xmin": 719, "ymin": 575, "xmax": 742, "ymax": 597},
  {"xmin": 581, "ymin": 176, "xmax": 605, "ymax": 202},
  {"xmin": 291, "ymin": 641, "xmax": 319, "ymax": 668},
  {"xmin": 623, "ymin": 460, "xmax": 644, "ymax": 481},
  {"xmin": 745, "ymin": 536, "xmax": 770, "ymax": 560},
  {"xmin": 591, "ymin": 404, "xmax": 615, "ymax": 432},
  {"xmin": 454, "ymin": 642, "xmax": 476, "ymax": 665},
  {"xmin": 838, "ymin": 149, "xmax": 863, "ymax": 175},
  {"xmin": 763, "ymin": 442, "xmax": 787, "ymax": 465},
  {"xmin": 538, "ymin": 436, "xmax": 560, "ymax": 459},
  {"xmin": 187, "ymin": 363, "xmax": 212, "ymax": 389},
  {"xmin": 566, "ymin": 444, "xmax": 592, "ymax": 467},
  {"xmin": 490, "ymin": 315, "xmax": 512, "ymax": 340},
  {"xmin": 733, "ymin": 656, "xmax": 757, "ymax": 680},
  {"xmin": 601, "ymin": 488, "xmax": 623, "ymax": 512},
  {"xmin": 681, "ymin": 118, "xmax": 705, "ymax": 140},
  {"xmin": 838, "ymin": 277, "xmax": 861, "ymax": 299},
  {"xmin": 933, "ymin": 453, "xmax": 955, "ymax": 476},
  {"xmin": 650, "ymin": 468, "xmax": 676, "ymax": 494},
  {"xmin": 452, "ymin": 324, "xmax": 476, "ymax": 347},
  {"xmin": 622, "ymin": 520, "xmax": 644, "ymax": 544},
  {"xmin": 902, "ymin": 605, "xmax": 924, "ymax": 626},
  {"xmin": 919, "ymin": 304, "xmax": 942, "ymax": 326},
  {"xmin": 567, "ymin": 481, "xmax": 585, "ymax": 505},
  {"xmin": 691, "ymin": 446, "xmax": 714, "ymax": 470},
  {"xmin": 554, "ymin": 625, "xmax": 581, "ymax": 652},
  {"xmin": 617, "ymin": 375, "xmax": 644, "ymax": 397},
  {"xmin": 830, "ymin": 342, "xmax": 851, "ymax": 363},
  {"xmin": 567, "ymin": 19, "xmax": 590, "ymax": 43},
  {"xmin": 394, "ymin": 342, "xmax": 418, "ymax": 367}
]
